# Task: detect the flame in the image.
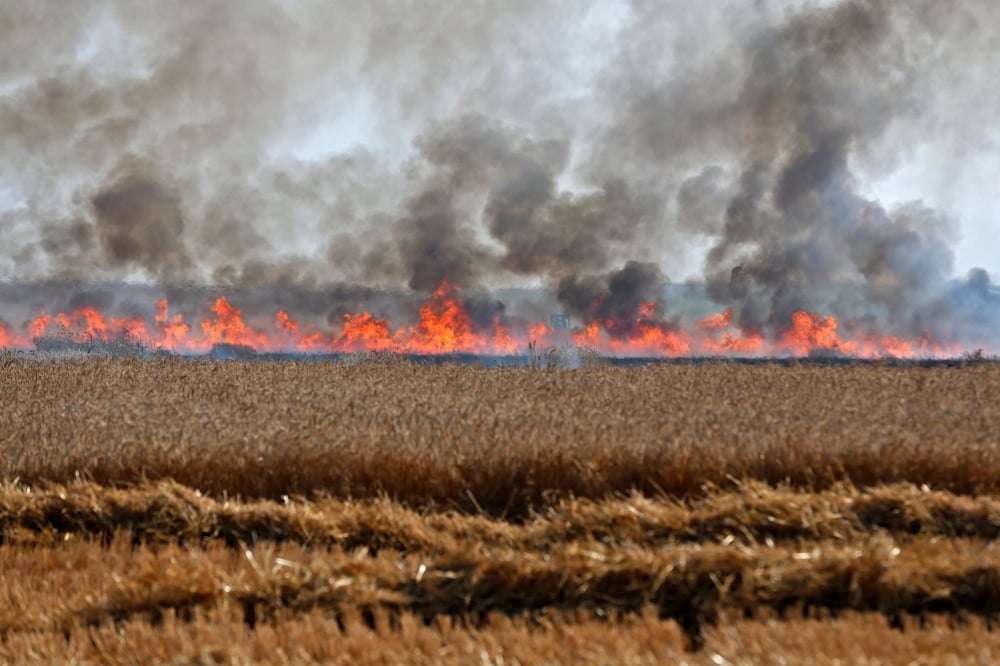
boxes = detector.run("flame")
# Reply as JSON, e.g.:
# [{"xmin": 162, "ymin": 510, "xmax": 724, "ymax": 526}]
[
  {"xmin": 28, "ymin": 312, "xmax": 52, "ymax": 339},
  {"xmin": 406, "ymin": 279, "xmax": 477, "ymax": 354},
  {"xmin": 276, "ymin": 311, "xmax": 326, "ymax": 351},
  {"xmin": 696, "ymin": 308, "xmax": 732, "ymax": 331},
  {"xmin": 695, "ymin": 308, "xmax": 763, "ymax": 353},
  {"xmin": 27, "ymin": 306, "xmax": 151, "ymax": 347},
  {"xmin": 154, "ymin": 299, "xmax": 194, "ymax": 351},
  {"xmin": 200, "ymin": 297, "xmax": 270, "ymax": 350},
  {"xmin": 608, "ymin": 323, "xmax": 691, "ymax": 355},
  {"xmin": 529, "ymin": 323, "xmax": 549, "ymax": 340},
  {"xmin": 336, "ymin": 312, "xmax": 396, "ymax": 352},
  {"xmin": 602, "ymin": 301, "xmax": 691, "ymax": 355},
  {"xmin": 573, "ymin": 322, "xmax": 601, "ymax": 349},
  {"xmin": 779, "ymin": 311, "xmax": 854, "ymax": 356},
  {"xmin": 0, "ymin": 281, "xmax": 969, "ymax": 358},
  {"xmin": 703, "ymin": 332, "xmax": 764, "ymax": 354},
  {"xmin": 491, "ymin": 318, "xmax": 518, "ymax": 355}
]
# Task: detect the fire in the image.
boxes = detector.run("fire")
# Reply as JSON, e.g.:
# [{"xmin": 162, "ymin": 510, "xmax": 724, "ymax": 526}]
[
  {"xmin": 336, "ymin": 312, "xmax": 395, "ymax": 352},
  {"xmin": 695, "ymin": 308, "xmax": 763, "ymax": 353},
  {"xmin": 696, "ymin": 308, "xmax": 732, "ymax": 331},
  {"xmin": 573, "ymin": 322, "xmax": 601, "ymax": 349},
  {"xmin": 406, "ymin": 279, "xmax": 476, "ymax": 353},
  {"xmin": 200, "ymin": 297, "xmax": 270, "ymax": 350},
  {"xmin": 154, "ymin": 299, "xmax": 193, "ymax": 351},
  {"xmin": 491, "ymin": 318, "xmax": 518, "ymax": 355},
  {"xmin": 608, "ymin": 323, "xmax": 691, "ymax": 355},
  {"xmin": 29, "ymin": 312, "xmax": 52, "ymax": 339},
  {"xmin": 275, "ymin": 311, "xmax": 326, "ymax": 351},
  {"xmin": 604, "ymin": 301, "xmax": 691, "ymax": 356},
  {"xmin": 529, "ymin": 323, "xmax": 549, "ymax": 341},
  {"xmin": 0, "ymin": 281, "xmax": 967, "ymax": 359},
  {"xmin": 779, "ymin": 311, "xmax": 854, "ymax": 356},
  {"xmin": 26, "ymin": 306, "xmax": 151, "ymax": 347}
]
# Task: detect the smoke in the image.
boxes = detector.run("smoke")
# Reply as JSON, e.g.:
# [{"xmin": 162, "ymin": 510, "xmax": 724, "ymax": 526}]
[
  {"xmin": 557, "ymin": 261, "xmax": 670, "ymax": 335},
  {"xmin": 91, "ymin": 166, "xmax": 191, "ymax": 282},
  {"xmin": 1, "ymin": 0, "xmax": 998, "ymax": 346},
  {"xmin": 696, "ymin": 1, "xmax": 964, "ymax": 337}
]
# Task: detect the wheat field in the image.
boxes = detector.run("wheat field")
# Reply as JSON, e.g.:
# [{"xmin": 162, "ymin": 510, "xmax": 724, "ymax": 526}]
[{"xmin": 2, "ymin": 356, "xmax": 1000, "ymax": 663}]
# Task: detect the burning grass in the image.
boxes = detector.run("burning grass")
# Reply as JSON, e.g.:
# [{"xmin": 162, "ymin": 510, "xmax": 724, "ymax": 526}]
[
  {"xmin": 1, "ymin": 357, "xmax": 999, "ymax": 660},
  {"xmin": 1, "ymin": 279, "xmax": 968, "ymax": 358}
]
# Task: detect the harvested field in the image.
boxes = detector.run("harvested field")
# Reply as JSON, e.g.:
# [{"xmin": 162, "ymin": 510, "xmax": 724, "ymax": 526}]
[{"xmin": 2, "ymin": 357, "xmax": 1000, "ymax": 662}]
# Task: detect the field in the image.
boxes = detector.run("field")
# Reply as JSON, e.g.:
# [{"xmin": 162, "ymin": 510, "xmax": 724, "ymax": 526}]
[{"xmin": 2, "ymin": 356, "xmax": 1000, "ymax": 663}]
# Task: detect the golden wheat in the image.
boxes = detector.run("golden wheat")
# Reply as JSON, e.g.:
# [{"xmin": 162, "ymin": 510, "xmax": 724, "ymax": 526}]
[
  {"xmin": 2, "ymin": 357, "xmax": 999, "ymax": 661},
  {"xmin": 2, "ymin": 358, "xmax": 1000, "ymax": 509}
]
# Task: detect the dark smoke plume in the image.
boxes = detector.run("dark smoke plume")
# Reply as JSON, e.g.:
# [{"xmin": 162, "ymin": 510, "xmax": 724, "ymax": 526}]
[
  {"xmin": 92, "ymin": 167, "xmax": 191, "ymax": 282},
  {"xmin": 557, "ymin": 261, "xmax": 670, "ymax": 336}
]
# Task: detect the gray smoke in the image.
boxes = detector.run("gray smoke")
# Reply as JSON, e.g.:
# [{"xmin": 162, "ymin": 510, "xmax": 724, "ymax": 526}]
[
  {"xmin": 557, "ymin": 261, "xmax": 676, "ymax": 339},
  {"xmin": 91, "ymin": 166, "xmax": 191, "ymax": 282},
  {"xmin": 1, "ymin": 0, "xmax": 997, "ymax": 346},
  {"xmin": 695, "ymin": 1, "xmax": 966, "ymax": 337}
]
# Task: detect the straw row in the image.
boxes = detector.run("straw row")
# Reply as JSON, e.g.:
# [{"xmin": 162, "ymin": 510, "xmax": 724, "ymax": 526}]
[
  {"xmin": 10, "ymin": 535, "xmax": 994, "ymax": 646},
  {"xmin": 2, "ymin": 480, "xmax": 999, "ymax": 550}
]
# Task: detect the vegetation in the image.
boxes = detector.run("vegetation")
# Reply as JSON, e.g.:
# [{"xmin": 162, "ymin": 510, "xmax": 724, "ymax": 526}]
[{"xmin": 1, "ymin": 357, "xmax": 999, "ymax": 662}]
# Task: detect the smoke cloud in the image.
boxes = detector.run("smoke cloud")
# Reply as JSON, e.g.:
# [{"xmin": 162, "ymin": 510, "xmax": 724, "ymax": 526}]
[{"xmin": 1, "ymin": 0, "xmax": 997, "ymax": 346}]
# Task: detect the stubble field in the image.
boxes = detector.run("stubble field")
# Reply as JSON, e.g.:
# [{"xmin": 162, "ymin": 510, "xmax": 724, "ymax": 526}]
[{"xmin": 1, "ymin": 355, "xmax": 1000, "ymax": 663}]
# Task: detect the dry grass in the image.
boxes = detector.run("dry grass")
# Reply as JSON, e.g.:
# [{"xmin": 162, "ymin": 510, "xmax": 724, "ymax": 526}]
[
  {"xmin": 6, "ymin": 608, "xmax": 1000, "ymax": 665},
  {"xmin": 2, "ymin": 357, "xmax": 1000, "ymax": 513},
  {"xmin": 2, "ymin": 357, "xmax": 999, "ymax": 661},
  {"xmin": 2, "ymin": 480, "xmax": 999, "ymax": 550},
  {"xmin": 1, "ymin": 525, "xmax": 1000, "ymax": 662},
  {"xmin": 2, "ymin": 526, "xmax": 1000, "ymax": 651},
  {"xmin": 1, "ymin": 481, "xmax": 999, "ymax": 659}
]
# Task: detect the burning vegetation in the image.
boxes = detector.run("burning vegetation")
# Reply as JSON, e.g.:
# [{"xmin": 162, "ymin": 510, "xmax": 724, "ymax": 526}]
[{"xmin": 0, "ymin": 278, "xmax": 968, "ymax": 358}]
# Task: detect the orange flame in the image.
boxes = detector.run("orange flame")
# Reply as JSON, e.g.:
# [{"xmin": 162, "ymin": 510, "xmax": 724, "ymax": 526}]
[
  {"xmin": 696, "ymin": 308, "xmax": 732, "ymax": 331},
  {"xmin": 406, "ymin": 279, "xmax": 476, "ymax": 353},
  {"xmin": 336, "ymin": 312, "xmax": 395, "ymax": 352},
  {"xmin": 154, "ymin": 299, "xmax": 194, "ymax": 351},
  {"xmin": 779, "ymin": 311, "xmax": 854, "ymax": 355},
  {"xmin": 0, "ymin": 282, "xmax": 969, "ymax": 358},
  {"xmin": 200, "ymin": 297, "xmax": 270, "ymax": 350},
  {"xmin": 28, "ymin": 312, "xmax": 52, "ymax": 339},
  {"xmin": 696, "ymin": 308, "xmax": 763, "ymax": 353},
  {"xmin": 609, "ymin": 301, "xmax": 691, "ymax": 355},
  {"xmin": 529, "ymin": 323, "xmax": 549, "ymax": 341},
  {"xmin": 27, "ymin": 306, "xmax": 151, "ymax": 346},
  {"xmin": 573, "ymin": 322, "xmax": 601, "ymax": 348},
  {"xmin": 491, "ymin": 318, "xmax": 518, "ymax": 355},
  {"xmin": 703, "ymin": 332, "xmax": 764, "ymax": 354},
  {"xmin": 276, "ymin": 311, "xmax": 327, "ymax": 351}
]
